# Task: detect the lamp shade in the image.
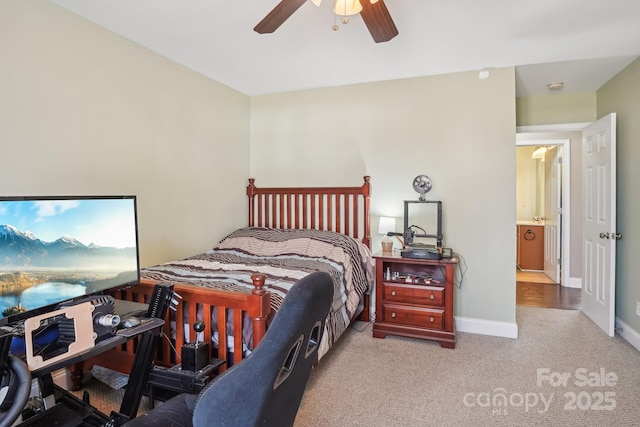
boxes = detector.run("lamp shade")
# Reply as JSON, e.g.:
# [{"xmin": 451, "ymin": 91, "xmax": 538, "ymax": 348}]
[{"xmin": 378, "ymin": 216, "xmax": 396, "ymax": 235}]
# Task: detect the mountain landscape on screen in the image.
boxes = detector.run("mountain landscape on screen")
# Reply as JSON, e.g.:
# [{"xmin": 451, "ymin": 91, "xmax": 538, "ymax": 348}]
[{"xmin": 0, "ymin": 224, "xmax": 135, "ymax": 269}]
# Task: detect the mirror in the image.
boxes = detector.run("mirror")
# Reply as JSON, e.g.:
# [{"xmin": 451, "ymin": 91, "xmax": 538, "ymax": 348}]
[{"xmin": 516, "ymin": 146, "xmax": 546, "ymax": 221}]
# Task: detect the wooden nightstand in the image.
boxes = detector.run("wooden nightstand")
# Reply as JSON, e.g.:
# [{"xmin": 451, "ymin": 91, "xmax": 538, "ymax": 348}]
[{"xmin": 372, "ymin": 251, "xmax": 457, "ymax": 348}]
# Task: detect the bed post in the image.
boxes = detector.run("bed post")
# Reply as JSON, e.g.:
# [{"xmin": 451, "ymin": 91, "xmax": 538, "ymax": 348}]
[
  {"xmin": 250, "ymin": 274, "xmax": 269, "ymax": 349},
  {"xmin": 247, "ymin": 178, "xmax": 256, "ymax": 227},
  {"xmin": 357, "ymin": 176, "xmax": 372, "ymax": 323},
  {"xmin": 362, "ymin": 176, "xmax": 371, "ymax": 249}
]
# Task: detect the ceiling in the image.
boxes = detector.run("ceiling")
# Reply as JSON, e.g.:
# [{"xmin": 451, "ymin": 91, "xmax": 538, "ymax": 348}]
[{"xmin": 50, "ymin": 0, "xmax": 640, "ymax": 97}]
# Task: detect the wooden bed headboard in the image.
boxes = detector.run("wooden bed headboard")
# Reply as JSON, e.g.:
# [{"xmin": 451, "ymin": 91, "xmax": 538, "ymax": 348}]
[{"xmin": 246, "ymin": 176, "xmax": 372, "ymax": 248}]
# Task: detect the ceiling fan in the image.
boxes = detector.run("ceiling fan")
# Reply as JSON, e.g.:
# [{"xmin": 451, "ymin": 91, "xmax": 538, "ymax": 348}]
[{"xmin": 254, "ymin": 0, "xmax": 398, "ymax": 43}]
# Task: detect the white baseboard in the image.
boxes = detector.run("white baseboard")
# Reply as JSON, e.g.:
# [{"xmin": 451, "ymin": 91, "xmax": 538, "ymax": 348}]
[
  {"xmin": 455, "ymin": 316, "xmax": 518, "ymax": 339},
  {"xmin": 565, "ymin": 276, "xmax": 581, "ymax": 289},
  {"xmin": 615, "ymin": 317, "xmax": 640, "ymax": 352}
]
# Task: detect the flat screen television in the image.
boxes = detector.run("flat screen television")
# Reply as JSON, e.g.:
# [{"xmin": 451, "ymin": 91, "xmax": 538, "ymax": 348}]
[{"xmin": 0, "ymin": 195, "xmax": 140, "ymax": 328}]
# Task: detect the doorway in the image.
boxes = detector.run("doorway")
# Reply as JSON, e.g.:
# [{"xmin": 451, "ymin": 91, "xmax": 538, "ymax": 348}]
[
  {"xmin": 515, "ymin": 141, "xmax": 582, "ymax": 309},
  {"xmin": 515, "ymin": 138, "xmax": 570, "ymax": 287},
  {"xmin": 516, "ymin": 124, "xmax": 590, "ymax": 311},
  {"xmin": 517, "ymin": 124, "xmax": 589, "ymax": 291}
]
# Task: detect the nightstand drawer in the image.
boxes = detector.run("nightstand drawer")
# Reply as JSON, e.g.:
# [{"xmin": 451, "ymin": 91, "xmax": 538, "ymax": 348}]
[
  {"xmin": 382, "ymin": 304, "xmax": 444, "ymax": 330},
  {"xmin": 383, "ymin": 283, "xmax": 444, "ymax": 306}
]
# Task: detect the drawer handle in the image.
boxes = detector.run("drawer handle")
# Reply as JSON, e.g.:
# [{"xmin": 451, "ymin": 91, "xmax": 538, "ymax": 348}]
[
  {"xmin": 391, "ymin": 312, "xmax": 397, "ymax": 318},
  {"xmin": 429, "ymin": 294, "xmax": 435, "ymax": 300},
  {"xmin": 391, "ymin": 290, "xmax": 396, "ymax": 296},
  {"xmin": 429, "ymin": 316, "xmax": 435, "ymax": 323}
]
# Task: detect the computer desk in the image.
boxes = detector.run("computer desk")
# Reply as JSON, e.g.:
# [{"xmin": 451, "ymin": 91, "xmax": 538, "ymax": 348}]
[{"xmin": 17, "ymin": 305, "xmax": 164, "ymax": 427}]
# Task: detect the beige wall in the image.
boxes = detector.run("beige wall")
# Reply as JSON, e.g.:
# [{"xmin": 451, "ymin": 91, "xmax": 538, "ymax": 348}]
[
  {"xmin": 597, "ymin": 58, "xmax": 640, "ymax": 331},
  {"xmin": 0, "ymin": 1, "xmax": 251, "ymax": 267},
  {"xmin": 516, "ymin": 92, "xmax": 597, "ymax": 126},
  {"xmin": 251, "ymin": 69, "xmax": 518, "ymax": 325}
]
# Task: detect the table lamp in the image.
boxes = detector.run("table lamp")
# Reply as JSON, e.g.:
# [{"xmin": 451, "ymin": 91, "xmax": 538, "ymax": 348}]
[{"xmin": 378, "ymin": 216, "xmax": 396, "ymax": 252}]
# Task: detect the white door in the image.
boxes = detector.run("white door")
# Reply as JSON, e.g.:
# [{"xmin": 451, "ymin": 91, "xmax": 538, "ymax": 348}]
[
  {"xmin": 582, "ymin": 113, "xmax": 617, "ymax": 336},
  {"xmin": 544, "ymin": 147, "xmax": 561, "ymax": 282}
]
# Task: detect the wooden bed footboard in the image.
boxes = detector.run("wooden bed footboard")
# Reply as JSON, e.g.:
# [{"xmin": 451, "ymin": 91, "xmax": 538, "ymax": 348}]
[{"xmin": 70, "ymin": 275, "xmax": 270, "ymax": 390}]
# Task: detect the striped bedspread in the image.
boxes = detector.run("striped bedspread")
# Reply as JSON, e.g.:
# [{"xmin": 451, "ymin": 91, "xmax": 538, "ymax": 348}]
[{"xmin": 141, "ymin": 227, "xmax": 375, "ymax": 358}]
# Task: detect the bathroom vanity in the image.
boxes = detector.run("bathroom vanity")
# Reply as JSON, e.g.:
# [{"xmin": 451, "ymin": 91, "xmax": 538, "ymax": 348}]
[{"xmin": 517, "ymin": 222, "xmax": 544, "ymax": 270}]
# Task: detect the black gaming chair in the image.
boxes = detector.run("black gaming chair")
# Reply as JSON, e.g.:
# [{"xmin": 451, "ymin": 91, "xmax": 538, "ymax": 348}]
[{"xmin": 123, "ymin": 271, "xmax": 334, "ymax": 427}]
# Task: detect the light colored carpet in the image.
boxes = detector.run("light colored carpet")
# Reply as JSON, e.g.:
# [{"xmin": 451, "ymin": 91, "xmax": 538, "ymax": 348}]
[
  {"xmin": 73, "ymin": 307, "xmax": 640, "ymax": 426},
  {"xmin": 295, "ymin": 307, "xmax": 640, "ymax": 426},
  {"xmin": 69, "ymin": 372, "xmax": 151, "ymax": 418}
]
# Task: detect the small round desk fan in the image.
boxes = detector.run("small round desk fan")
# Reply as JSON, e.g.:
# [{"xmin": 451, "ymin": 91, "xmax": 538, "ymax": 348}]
[{"xmin": 413, "ymin": 175, "xmax": 432, "ymax": 201}]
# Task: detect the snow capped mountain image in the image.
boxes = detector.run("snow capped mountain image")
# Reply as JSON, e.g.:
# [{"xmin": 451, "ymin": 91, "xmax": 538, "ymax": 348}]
[
  {"xmin": 0, "ymin": 224, "xmax": 135, "ymax": 269},
  {"xmin": 0, "ymin": 224, "xmax": 38, "ymax": 241}
]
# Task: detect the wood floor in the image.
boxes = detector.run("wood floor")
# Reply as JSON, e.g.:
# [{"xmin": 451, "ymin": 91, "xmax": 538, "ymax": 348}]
[{"xmin": 516, "ymin": 270, "xmax": 581, "ymax": 310}]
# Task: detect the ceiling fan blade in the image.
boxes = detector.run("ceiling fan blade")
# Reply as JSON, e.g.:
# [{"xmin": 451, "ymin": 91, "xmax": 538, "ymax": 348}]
[
  {"xmin": 254, "ymin": 0, "xmax": 308, "ymax": 34},
  {"xmin": 360, "ymin": 0, "xmax": 398, "ymax": 43}
]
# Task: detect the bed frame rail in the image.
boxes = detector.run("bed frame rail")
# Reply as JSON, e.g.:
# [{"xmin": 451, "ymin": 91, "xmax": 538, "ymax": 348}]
[{"xmin": 70, "ymin": 275, "xmax": 270, "ymax": 390}]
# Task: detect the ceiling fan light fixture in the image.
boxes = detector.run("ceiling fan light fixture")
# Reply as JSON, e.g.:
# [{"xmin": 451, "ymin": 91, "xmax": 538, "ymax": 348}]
[
  {"xmin": 313, "ymin": 0, "xmax": 376, "ymax": 10},
  {"xmin": 334, "ymin": 0, "xmax": 362, "ymax": 16}
]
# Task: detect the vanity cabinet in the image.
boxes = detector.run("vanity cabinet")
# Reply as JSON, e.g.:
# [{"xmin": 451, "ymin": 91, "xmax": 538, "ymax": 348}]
[{"xmin": 517, "ymin": 224, "xmax": 544, "ymax": 270}]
